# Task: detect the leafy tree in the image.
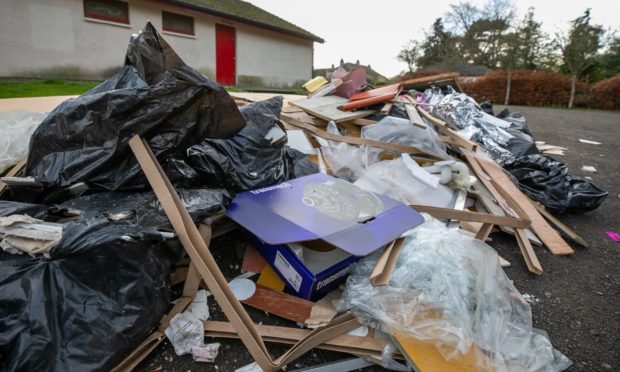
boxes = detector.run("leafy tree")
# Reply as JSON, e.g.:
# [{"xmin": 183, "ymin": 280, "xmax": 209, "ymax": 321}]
[
  {"xmin": 397, "ymin": 40, "xmax": 421, "ymax": 74},
  {"xmin": 595, "ymin": 35, "xmax": 620, "ymax": 80},
  {"xmin": 559, "ymin": 9, "xmax": 604, "ymax": 108},
  {"xmin": 417, "ymin": 18, "xmax": 460, "ymax": 69}
]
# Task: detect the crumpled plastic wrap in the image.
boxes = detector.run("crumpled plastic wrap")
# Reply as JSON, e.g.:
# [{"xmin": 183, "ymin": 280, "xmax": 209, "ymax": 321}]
[
  {"xmin": 186, "ymin": 96, "xmax": 317, "ymax": 193},
  {"xmin": 335, "ymin": 219, "xmax": 572, "ymax": 372},
  {"xmin": 0, "ymin": 110, "xmax": 45, "ymax": 174},
  {"xmin": 425, "ymin": 87, "xmax": 518, "ymax": 164},
  {"xmin": 361, "ymin": 116, "xmax": 449, "ymax": 160},
  {"xmin": 354, "ymin": 158, "xmax": 455, "ymax": 208},
  {"xmin": 24, "ymin": 22, "xmax": 245, "ymax": 190},
  {"xmin": 504, "ymin": 154, "xmax": 608, "ymax": 214},
  {"xmin": 318, "ymin": 121, "xmax": 368, "ymax": 181}
]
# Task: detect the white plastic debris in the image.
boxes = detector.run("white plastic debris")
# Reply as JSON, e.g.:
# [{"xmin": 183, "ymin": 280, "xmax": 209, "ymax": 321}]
[
  {"xmin": 192, "ymin": 343, "xmax": 220, "ymax": 363},
  {"xmin": 578, "ymin": 139, "xmax": 601, "ymax": 145},
  {"xmin": 235, "ymin": 361, "xmax": 263, "ymax": 372},
  {"xmin": 186, "ymin": 289, "xmax": 210, "ymax": 321},
  {"xmin": 0, "ymin": 110, "xmax": 46, "ymax": 174},
  {"xmin": 581, "ymin": 165, "xmax": 597, "ymax": 173},
  {"xmin": 164, "ymin": 312, "xmax": 205, "ymax": 356},
  {"xmin": 228, "ymin": 278, "xmax": 256, "ymax": 301}
]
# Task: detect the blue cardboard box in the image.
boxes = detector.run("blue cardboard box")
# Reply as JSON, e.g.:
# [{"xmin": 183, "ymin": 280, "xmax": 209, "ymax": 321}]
[{"xmin": 226, "ymin": 173, "xmax": 424, "ymax": 300}]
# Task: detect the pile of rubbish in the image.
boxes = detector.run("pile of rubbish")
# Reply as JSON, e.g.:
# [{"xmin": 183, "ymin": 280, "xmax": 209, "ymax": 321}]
[{"xmin": 1, "ymin": 22, "xmax": 605, "ymax": 371}]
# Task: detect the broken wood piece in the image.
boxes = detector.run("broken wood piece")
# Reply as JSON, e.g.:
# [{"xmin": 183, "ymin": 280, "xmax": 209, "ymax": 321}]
[
  {"xmin": 369, "ymin": 238, "xmax": 404, "ymax": 286},
  {"xmin": 475, "ymin": 223, "xmax": 494, "ymax": 241},
  {"xmin": 380, "ymin": 102, "xmax": 392, "ymax": 115},
  {"xmin": 0, "ymin": 158, "xmax": 27, "ymax": 193},
  {"xmin": 514, "ymin": 228, "xmax": 543, "ymax": 275},
  {"xmin": 533, "ymin": 203, "xmax": 588, "ymax": 248},
  {"xmin": 203, "ymin": 321, "xmax": 392, "ymax": 360},
  {"xmin": 242, "ymin": 245, "xmax": 268, "ymax": 273},
  {"xmin": 406, "ymin": 105, "xmax": 427, "ymax": 129},
  {"xmin": 242, "ymin": 284, "xmax": 313, "ymax": 323},
  {"xmin": 409, "ymin": 204, "xmax": 530, "ymax": 229}
]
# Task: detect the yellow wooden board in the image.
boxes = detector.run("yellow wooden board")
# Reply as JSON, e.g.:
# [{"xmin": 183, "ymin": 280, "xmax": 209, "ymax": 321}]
[{"xmin": 387, "ymin": 326, "xmax": 495, "ymax": 372}]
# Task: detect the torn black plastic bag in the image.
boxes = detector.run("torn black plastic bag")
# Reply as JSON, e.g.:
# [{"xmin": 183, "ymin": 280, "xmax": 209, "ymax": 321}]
[
  {"xmin": 504, "ymin": 154, "xmax": 608, "ymax": 214},
  {"xmin": 187, "ymin": 96, "xmax": 318, "ymax": 193},
  {"xmin": 24, "ymin": 22, "xmax": 245, "ymax": 190},
  {"xmin": 0, "ymin": 188, "xmax": 228, "ymax": 371},
  {"xmin": 0, "ymin": 218, "xmax": 181, "ymax": 371},
  {"xmin": 61, "ymin": 187, "xmax": 231, "ymax": 230}
]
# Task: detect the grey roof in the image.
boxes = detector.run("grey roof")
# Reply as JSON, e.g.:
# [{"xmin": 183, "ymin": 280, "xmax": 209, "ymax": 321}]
[{"xmin": 164, "ymin": 0, "xmax": 324, "ymax": 42}]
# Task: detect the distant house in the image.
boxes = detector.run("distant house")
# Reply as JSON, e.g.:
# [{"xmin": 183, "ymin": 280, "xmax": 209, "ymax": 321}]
[
  {"xmin": 0, "ymin": 0, "xmax": 323, "ymax": 88},
  {"xmin": 314, "ymin": 59, "xmax": 389, "ymax": 85}
]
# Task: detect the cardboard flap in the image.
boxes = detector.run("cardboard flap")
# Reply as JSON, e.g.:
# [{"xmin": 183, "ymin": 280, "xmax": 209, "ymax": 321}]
[{"xmin": 226, "ymin": 173, "xmax": 424, "ymax": 256}]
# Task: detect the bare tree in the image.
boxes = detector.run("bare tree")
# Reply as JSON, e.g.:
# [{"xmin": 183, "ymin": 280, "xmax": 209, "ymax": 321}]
[
  {"xmin": 445, "ymin": 2, "xmax": 480, "ymax": 34},
  {"xmin": 397, "ymin": 40, "xmax": 421, "ymax": 74},
  {"xmin": 559, "ymin": 9, "xmax": 603, "ymax": 108}
]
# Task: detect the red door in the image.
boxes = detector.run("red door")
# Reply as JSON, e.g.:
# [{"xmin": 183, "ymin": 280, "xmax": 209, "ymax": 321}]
[{"xmin": 216, "ymin": 24, "xmax": 236, "ymax": 85}]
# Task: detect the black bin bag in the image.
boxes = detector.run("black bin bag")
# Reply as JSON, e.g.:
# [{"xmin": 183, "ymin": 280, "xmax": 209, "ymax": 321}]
[
  {"xmin": 0, "ymin": 218, "xmax": 181, "ymax": 371},
  {"xmin": 504, "ymin": 154, "xmax": 608, "ymax": 214},
  {"xmin": 187, "ymin": 96, "xmax": 318, "ymax": 193},
  {"xmin": 0, "ymin": 188, "xmax": 229, "ymax": 371},
  {"xmin": 24, "ymin": 22, "xmax": 245, "ymax": 190}
]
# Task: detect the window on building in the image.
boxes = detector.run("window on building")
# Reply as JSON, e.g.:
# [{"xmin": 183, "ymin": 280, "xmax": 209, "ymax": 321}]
[
  {"xmin": 162, "ymin": 11, "xmax": 194, "ymax": 36},
  {"xmin": 83, "ymin": 0, "xmax": 129, "ymax": 24}
]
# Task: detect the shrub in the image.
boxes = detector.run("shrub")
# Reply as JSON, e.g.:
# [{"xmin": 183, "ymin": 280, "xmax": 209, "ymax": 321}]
[{"xmin": 590, "ymin": 75, "xmax": 620, "ymax": 110}]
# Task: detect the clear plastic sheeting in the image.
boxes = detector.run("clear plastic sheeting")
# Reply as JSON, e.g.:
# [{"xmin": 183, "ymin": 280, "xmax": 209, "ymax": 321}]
[
  {"xmin": 318, "ymin": 121, "xmax": 367, "ymax": 181},
  {"xmin": 354, "ymin": 158, "xmax": 455, "ymax": 208},
  {"xmin": 0, "ymin": 110, "xmax": 45, "ymax": 174},
  {"xmin": 335, "ymin": 219, "xmax": 572, "ymax": 372},
  {"xmin": 361, "ymin": 116, "xmax": 449, "ymax": 160}
]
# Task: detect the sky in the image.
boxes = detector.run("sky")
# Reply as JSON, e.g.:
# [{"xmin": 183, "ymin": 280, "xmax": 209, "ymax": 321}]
[{"xmin": 249, "ymin": 0, "xmax": 620, "ymax": 78}]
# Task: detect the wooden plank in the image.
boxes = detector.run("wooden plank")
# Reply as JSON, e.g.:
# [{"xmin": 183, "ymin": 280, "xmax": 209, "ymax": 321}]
[
  {"xmin": 399, "ymin": 72, "xmax": 461, "ymax": 90},
  {"xmin": 410, "ymin": 204, "xmax": 530, "ymax": 229},
  {"xmin": 475, "ymin": 157, "xmax": 574, "ymax": 255},
  {"xmin": 515, "ymin": 229, "xmax": 543, "ymax": 275},
  {"xmin": 242, "ymin": 285, "xmax": 314, "ymax": 323},
  {"xmin": 204, "ymin": 321, "xmax": 391, "ymax": 359},
  {"xmin": 473, "ymin": 184, "xmax": 542, "ymax": 246},
  {"xmin": 475, "ymin": 223, "xmax": 494, "ymax": 241},
  {"xmin": 289, "ymin": 96, "xmax": 375, "ymax": 123},
  {"xmin": 533, "ymin": 203, "xmax": 588, "ymax": 248},
  {"xmin": 387, "ymin": 325, "xmax": 492, "ymax": 371}
]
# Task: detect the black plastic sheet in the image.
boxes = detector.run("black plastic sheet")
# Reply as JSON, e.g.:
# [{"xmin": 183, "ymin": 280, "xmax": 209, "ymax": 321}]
[
  {"xmin": 504, "ymin": 154, "xmax": 608, "ymax": 214},
  {"xmin": 187, "ymin": 96, "xmax": 318, "ymax": 193},
  {"xmin": 24, "ymin": 22, "xmax": 245, "ymax": 191}
]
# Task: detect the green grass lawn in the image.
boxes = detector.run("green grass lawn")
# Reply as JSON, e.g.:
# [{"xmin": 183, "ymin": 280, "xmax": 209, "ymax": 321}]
[
  {"xmin": 0, "ymin": 79, "xmax": 101, "ymax": 99},
  {"xmin": 0, "ymin": 79, "xmax": 302, "ymax": 98}
]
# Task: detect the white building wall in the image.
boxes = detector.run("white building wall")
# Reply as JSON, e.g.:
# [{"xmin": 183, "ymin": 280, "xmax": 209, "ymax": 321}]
[
  {"xmin": 236, "ymin": 23, "xmax": 313, "ymax": 88},
  {"xmin": 0, "ymin": 0, "xmax": 314, "ymax": 87}
]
